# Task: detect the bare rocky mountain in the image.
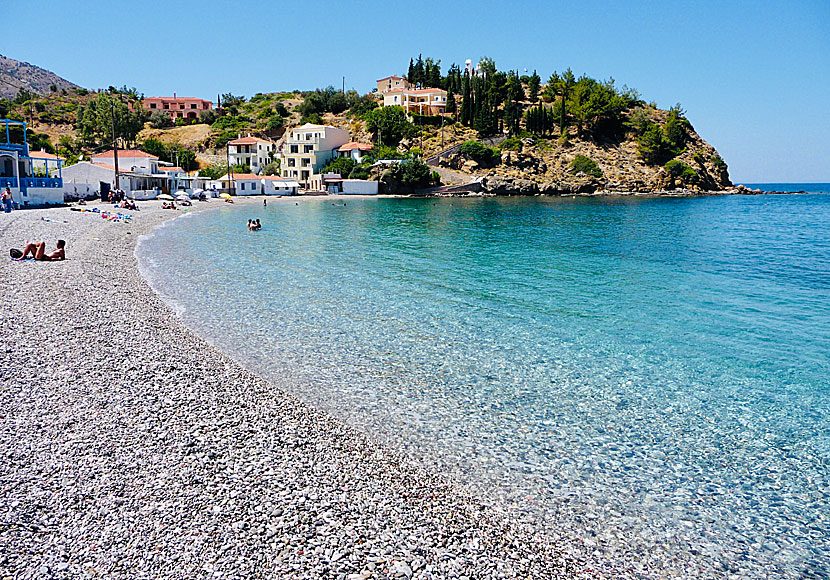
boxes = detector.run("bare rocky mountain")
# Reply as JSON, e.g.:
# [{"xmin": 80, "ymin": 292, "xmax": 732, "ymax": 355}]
[{"xmin": 0, "ymin": 54, "xmax": 81, "ymax": 100}]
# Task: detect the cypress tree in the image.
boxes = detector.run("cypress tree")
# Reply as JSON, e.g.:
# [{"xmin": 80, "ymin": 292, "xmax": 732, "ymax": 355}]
[
  {"xmin": 407, "ymin": 59, "xmax": 415, "ymax": 83},
  {"xmin": 446, "ymin": 90, "xmax": 457, "ymax": 114}
]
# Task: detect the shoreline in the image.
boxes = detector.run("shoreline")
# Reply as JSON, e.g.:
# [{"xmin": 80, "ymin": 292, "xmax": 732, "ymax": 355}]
[{"xmin": 0, "ymin": 197, "xmax": 577, "ymax": 578}]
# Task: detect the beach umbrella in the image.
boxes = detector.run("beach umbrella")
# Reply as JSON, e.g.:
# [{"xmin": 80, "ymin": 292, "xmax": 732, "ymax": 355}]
[
  {"xmin": 158, "ymin": 194, "xmax": 175, "ymax": 201},
  {"xmin": 176, "ymin": 194, "xmax": 190, "ymax": 201},
  {"xmin": 219, "ymin": 193, "xmax": 232, "ymax": 199}
]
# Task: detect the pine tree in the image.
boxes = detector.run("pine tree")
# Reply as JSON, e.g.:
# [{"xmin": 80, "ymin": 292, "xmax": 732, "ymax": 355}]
[
  {"xmin": 528, "ymin": 70, "xmax": 541, "ymax": 103},
  {"xmin": 429, "ymin": 60, "xmax": 442, "ymax": 88}
]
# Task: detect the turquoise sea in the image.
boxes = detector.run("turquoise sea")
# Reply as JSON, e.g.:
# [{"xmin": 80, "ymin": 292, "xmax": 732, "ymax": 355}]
[{"xmin": 137, "ymin": 193, "xmax": 829, "ymax": 578}]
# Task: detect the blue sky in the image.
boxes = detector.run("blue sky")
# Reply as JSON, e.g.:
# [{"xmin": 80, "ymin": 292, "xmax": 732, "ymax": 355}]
[{"xmin": 4, "ymin": 0, "xmax": 828, "ymax": 182}]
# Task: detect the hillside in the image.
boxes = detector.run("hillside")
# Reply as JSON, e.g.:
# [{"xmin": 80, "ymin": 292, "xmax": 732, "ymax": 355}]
[{"xmin": 0, "ymin": 54, "xmax": 81, "ymax": 99}]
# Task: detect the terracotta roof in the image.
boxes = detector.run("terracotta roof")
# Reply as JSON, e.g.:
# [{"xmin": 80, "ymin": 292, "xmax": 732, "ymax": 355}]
[
  {"xmin": 228, "ymin": 136, "xmax": 273, "ymax": 145},
  {"xmin": 225, "ymin": 173, "xmax": 261, "ymax": 180},
  {"xmin": 385, "ymin": 87, "xmax": 446, "ymax": 95},
  {"xmin": 91, "ymin": 150, "xmax": 158, "ymax": 159},
  {"xmin": 159, "ymin": 166, "xmax": 183, "ymax": 172},
  {"xmin": 261, "ymin": 176, "xmax": 294, "ymax": 181},
  {"xmin": 145, "ymin": 97, "xmax": 212, "ymax": 103},
  {"xmin": 339, "ymin": 142, "xmax": 374, "ymax": 152},
  {"xmin": 28, "ymin": 150, "xmax": 64, "ymax": 160},
  {"xmin": 377, "ymin": 75, "xmax": 405, "ymax": 82},
  {"xmin": 90, "ymin": 162, "xmax": 137, "ymax": 175}
]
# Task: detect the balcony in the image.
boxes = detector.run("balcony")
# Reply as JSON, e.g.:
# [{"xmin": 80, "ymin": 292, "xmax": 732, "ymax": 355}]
[
  {"xmin": 21, "ymin": 177, "xmax": 62, "ymax": 189},
  {"xmin": 0, "ymin": 176, "xmax": 18, "ymax": 188}
]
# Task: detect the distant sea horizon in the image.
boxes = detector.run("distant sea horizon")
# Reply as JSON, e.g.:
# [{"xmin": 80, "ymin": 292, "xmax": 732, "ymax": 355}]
[{"xmin": 738, "ymin": 182, "xmax": 830, "ymax": 193}]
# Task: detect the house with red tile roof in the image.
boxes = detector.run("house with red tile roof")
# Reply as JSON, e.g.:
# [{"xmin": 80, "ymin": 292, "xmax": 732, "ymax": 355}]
[
  {"xmin": 136, "ymin": 93, "xmax": 213, "ymax": 122},
  {"xmin": 337, "ymin": 142, "xmax": 374, "ymax": 162}
]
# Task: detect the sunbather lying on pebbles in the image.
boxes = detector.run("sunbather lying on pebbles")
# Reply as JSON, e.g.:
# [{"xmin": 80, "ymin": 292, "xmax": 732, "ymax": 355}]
[{"xmin": 11, "ymin": 240, "xmax": 66, "ymax": 261}]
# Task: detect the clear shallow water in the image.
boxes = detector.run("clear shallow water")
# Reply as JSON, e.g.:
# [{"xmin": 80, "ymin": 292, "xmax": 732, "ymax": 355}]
[{"xmin": 137, "ymin": 195, "xmax": 830, "ymax": 578}]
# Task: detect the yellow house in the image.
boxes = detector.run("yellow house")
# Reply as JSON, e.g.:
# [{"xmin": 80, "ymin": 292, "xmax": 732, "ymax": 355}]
[{"xmin": 376, "ymin": 75, "xmax": 411, "ymax": 93}]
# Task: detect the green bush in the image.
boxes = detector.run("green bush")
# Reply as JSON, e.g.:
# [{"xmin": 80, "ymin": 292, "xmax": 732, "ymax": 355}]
[
  {"xmin": 348, "ymin": 166, "xmax": 370, "ymax": 179},
  {"xmin": 300, "ymin": 112, "xmax": 323, "ymax": 125},
  {"xmin": 198, "ymin": 164, "xmax": 228, "ymax": 179},
  {"xmin": 267, "ymin": 115, "xmax": 284, "ymax": 131},
  {"xmin": 262, "ymin": 161, "xmax": 280, "ymax": 175},
  {"xmin": 410, "ymin": 113, "xmax": 449, "ymax": 127},
  {"xmin": 498, "ymin": 137, "xmax": 523, "ymax": 152},
  {"xmin": 570, "ymin": 155, "xmax": 602, "ymax": 178},
  {"xmin": 149, "ymin": 110, "xmax": 172, "ymax": 129},
  {"xmin": 665, "ymin": 159, "xmax": 697, "ymax": 182},
  {"xmin": 692, "ymin": 151, "xmax": 706, "ymax": 164},
  {"xmin": 322, "ymin": 156, "xmax": 357, "ymax": 177},
  {"xmin": 348, "ymin": 96, "xmax": 379, "ymax": 119},
  {"xmin": 711, "ymin": 155, "xmax": 727, "ymax": 172},
  {"xmin": 459, "ymin": 141, "xmax": 499, "ymax": 167}
]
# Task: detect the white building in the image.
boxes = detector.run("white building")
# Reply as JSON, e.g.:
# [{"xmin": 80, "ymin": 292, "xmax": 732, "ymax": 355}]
[
  {"xmin": 279, "ymin": 123, "xmax": 350, "ymax": 188},
  {"xmin": 337, "ymin": 142, "xmax": 374, "ymax": 163},
  {"xmin": 62, "ymin": 150, "xmax": 176, "ymax": 200},
  {"xmin": 214, "ymin": 173, "xmax": 300, "ymax": 196},
  {"xmin": 382, "ymin": 88, "xmax": 447, "ymax": 115},
  {"xmin": 228, "ymin": 135, "xmax": 276, "ymax": 174}
]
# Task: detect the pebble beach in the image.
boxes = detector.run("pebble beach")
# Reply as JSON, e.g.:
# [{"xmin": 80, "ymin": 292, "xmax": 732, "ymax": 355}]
[{"xmin": 0, "ymin": 198, "xmax": 578, "ymax": 579}]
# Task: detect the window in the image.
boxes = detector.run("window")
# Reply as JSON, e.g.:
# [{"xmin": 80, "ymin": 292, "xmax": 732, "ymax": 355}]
[
  {"xmin": 252, "ymin": 160, "xmax": 257, "ymax": 166},
  {"xmin": 304, "ymin": 145, "xmax": 313, "ymax": 153},
  {"xmin": 191, "ymin": 104, "xmax": 197, "ymax": 109},
  {"xmin": 301, "ymin": 171, "xmax": 309, "ymax": 180},
  {"xmin": 290, "ymin": 145, "xmax": 298, "ymax": 154},
  {"xmin": 305, "ymin": 134, "xmax": 312, "ymax": 141},
  {"xmin": 163, "ymin": 104, "xmax": 169, "ymax": 109},
  {"xmin": 240, "ymin": 183, "xmax": 245, "ymax": 190},
  {"xmin": 150, "ymin": 103, "xmax": 157, "ymax": 109},
  {"xmin": 394, "ymin": 96, "xmax": 398, "ymax": 103},
  {"xmin": 288, "ymin": 159, "xmax": 295, "ymax": 167},
  {"xmin": 180, "ymin": 104, "xmax": 185, "ymax": 109},
  {"xmin": 301, "ymin": 158, "xmax": 311, "ymax": 167}
]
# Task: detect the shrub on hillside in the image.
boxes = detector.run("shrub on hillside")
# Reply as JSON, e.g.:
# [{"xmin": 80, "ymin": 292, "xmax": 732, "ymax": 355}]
[
  {"xmin": 149, "ymin": 111, "xmax": 172, "ymax": 129},
  {"xmin": 570, "ymin": 155, "xmax": 602, "ymax": 178},
  {"xmin": 665, "ymin": 159, "xmax": 697, "ymax": 182},
  {"xmin": 498, "ymin": 137, "xmax": 523, "ymax": 152},
  {"xmin": 459, "ymin": 141, "xmax": 499, "ymax": 167}
]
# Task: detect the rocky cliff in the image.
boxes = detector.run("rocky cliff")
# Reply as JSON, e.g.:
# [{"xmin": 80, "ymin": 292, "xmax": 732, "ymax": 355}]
[{"xmin": 435, "ymin": 108, "xmax": 733, "ymax": 195}]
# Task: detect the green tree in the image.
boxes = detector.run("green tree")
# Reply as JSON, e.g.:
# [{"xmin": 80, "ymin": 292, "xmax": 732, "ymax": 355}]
[
  {"xmin": 262, "ymin": 160, "xmax": 280, "ymax": 175},
  {"xmin": 149, "ymin": 110, "xmax": 172, "ymax": 129},
  {"xmin": 445, "ymin": 90, "xmax": 457, "ymax": 114},
  {"xmin": 141, "ymin": 138, "xmax": 167, "ymax": 158},
  {"xmin": 365, "ymin": 106, "xmax": 416, "ymax": 146},
  {"xmin": 322, "ymin": 156, "xmax": 357, "ymax": 176},
  {"xmin": 528, "ymin": 70, "xmax": 541, "ymax": 103}
]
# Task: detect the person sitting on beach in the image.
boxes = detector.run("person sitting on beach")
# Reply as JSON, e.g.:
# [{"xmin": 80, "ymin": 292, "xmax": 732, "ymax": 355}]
[
  {"xmin": 14, "ymin": 240, "xmax": 66, "ymax": 261},
  {"xmin": 224, "ymin": 197, "xmax": 234, "ymax": 204}
]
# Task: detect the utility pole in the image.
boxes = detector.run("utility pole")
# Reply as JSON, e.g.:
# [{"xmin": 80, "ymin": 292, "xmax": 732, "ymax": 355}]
[
  {"xmin": 342, "ymin": 76, "xmax": 345, "ymax": 93},
  {"xmin": 111, "ymin": 100, "xmax": 120, "ymax": 191},
  {"xmin": 226, "ymin": 142, "xmax": 233, "ymax": 195}
]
